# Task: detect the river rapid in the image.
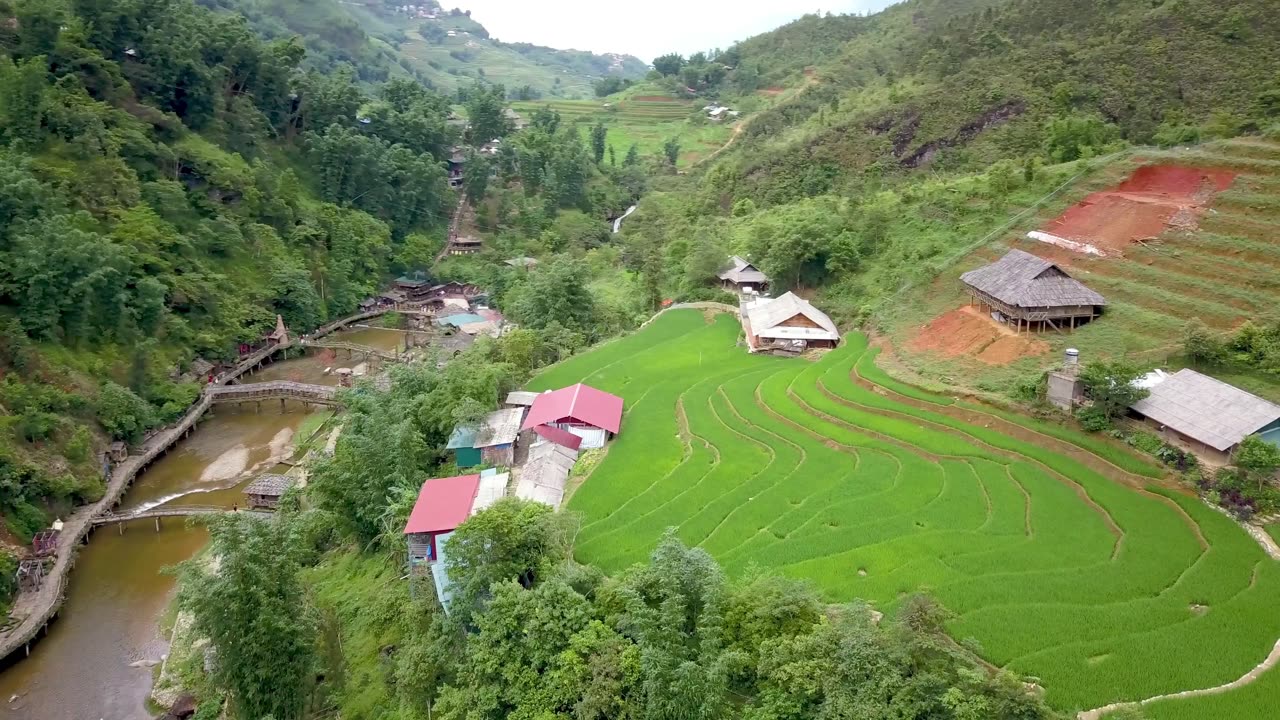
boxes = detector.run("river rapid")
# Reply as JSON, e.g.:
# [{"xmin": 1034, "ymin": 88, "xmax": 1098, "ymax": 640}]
[{"xmin": 0, "ymin": 327, "xmax": 403, "ymax": 719}]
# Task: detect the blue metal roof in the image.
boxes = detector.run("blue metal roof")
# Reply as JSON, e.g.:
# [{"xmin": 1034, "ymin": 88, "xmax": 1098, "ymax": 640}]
[{"xmin": 437, "ymin": 313, "xmax": 486, "ymax": 327}]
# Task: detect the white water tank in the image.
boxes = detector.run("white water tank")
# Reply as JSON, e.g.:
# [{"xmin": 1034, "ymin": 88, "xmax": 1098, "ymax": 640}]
[{"xmin": 1065, "ymin": 348, "xmax": 1079, "ymax": 366}]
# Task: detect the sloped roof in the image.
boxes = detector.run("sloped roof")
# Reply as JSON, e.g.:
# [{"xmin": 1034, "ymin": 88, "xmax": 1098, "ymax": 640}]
[
  {"xmin": 960, "ymin": 249, "xmax": 1106, "ymax": 308},
  {"xmin": 1130, "ymin": 369, "xmax": 1280, "ymax": 452},
  {"xmin": 471, "ymin": 472, "xmax": 509, "ymax": 514},
  {"xmin": 448, "ymin": 407, "xmax": 525, "ymax": 449},
  {"xmin": 745, "ymin": 292, "xmax": 840, "ymax": 342},
  {"xmin": 718, "ymin": 255, "xmax": 768, "ymax": 285},
  {"xmin": 404, "ymin": 475, "xmax": 480, "ymax": 534},
  {"xmin": 515, "ymin": 443, "xmax": 578, "ymax": 509},
  {"xmin": 243, "ymin": 474, "xmax": 293, "ymax": 497},
  {"xmin": 521, "ymin": 384, "xmax": 624, "ymax": 434},
  {"xmin": 506, "ymin": 391, "xmax": 540, "ymax": 407},
  {"xmin": 533, "ymin": 424, "xmax": 583, "ymax": 451}
]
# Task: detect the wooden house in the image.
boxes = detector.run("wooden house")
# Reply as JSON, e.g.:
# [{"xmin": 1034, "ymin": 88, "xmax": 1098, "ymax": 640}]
[
  {"xmin": 447, "ymin": 407, "xmax": 525, "ymax": 467},
  {"xmin": 742, "ymin": 292, "xmax": 840, "ymax": 353},
  {"xmin": 960, "ymin": 249, "xmax": 1106, "ymax": 333},
  {"xmin": 243, "ymin": 474, "xmax": 294, "ymax": 510},
  {"xmin": 396, "ymin": 271, "xmax": 434, "ymax": 301},
  {"xmin": 718, "ymin": 255, "xmax": 769, "ymax": 293}
]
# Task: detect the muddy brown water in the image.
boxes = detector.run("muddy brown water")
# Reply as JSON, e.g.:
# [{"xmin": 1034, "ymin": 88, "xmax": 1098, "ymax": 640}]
[
  {"xmin": 0, "ymin": 347, "xmax": 346, "ymax": 720},
  {"xmin": 253, "ymin": 326, "xmax": 409, "ymax": 386}
]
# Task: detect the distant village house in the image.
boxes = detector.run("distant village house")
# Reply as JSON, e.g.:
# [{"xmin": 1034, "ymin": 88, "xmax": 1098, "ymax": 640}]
[
  {"xmin": 742, "ymin": 292, "xmax": 840, "ymax": 354},
  {"xmin": 718, "ymin": 255, "xmax": 769, "ymax": 294},
  {"xmin": 242, "ymin": 474, "xmax": 294, "ymax": 510}
]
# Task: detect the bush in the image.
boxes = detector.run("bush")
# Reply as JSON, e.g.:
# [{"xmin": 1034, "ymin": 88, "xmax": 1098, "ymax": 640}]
[
  {"xmin": 1075, "ymin": 404, "xmax": 1112, "ymax": 432},
  {"xmin": 0, "ymin": 550, "xmax": 16, "ymax": 616},
  {"xmin": 95, "ymin": 381, "xmax": 157, "ymax": 444}
]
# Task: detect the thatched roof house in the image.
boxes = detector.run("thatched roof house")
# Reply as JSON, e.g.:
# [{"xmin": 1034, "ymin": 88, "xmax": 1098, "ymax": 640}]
[
  {"xmin": 743, "ymin": 292, "xmax": 840, "ymax": 353},
  {"xmin": 960, "ymin": 249, "xmax": 1105, "ymax": 331},
  {"xmin": 243, "ymin": 474, "xmax": 294, "ymax": 510}
]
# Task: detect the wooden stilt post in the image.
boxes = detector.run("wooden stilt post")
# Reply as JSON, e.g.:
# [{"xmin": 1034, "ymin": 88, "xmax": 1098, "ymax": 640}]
[
  {"xmin": 280, "ymin": 398, "xmax": 286, "ymax": 412},
  {"xmin": 155, "ymin": 516, "xmax": 160, "ymax": 532}
]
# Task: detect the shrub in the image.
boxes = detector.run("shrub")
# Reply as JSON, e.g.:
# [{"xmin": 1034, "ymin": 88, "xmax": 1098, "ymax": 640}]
[{"xmin": 95, "ymin": 381, "xmax": 157, "ymax": 444}]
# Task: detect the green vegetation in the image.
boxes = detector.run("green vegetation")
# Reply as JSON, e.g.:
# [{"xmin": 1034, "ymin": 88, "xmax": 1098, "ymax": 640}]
[{"xmin": 526, "ymin": 310, "xmax": 1280, "ymax": 714}]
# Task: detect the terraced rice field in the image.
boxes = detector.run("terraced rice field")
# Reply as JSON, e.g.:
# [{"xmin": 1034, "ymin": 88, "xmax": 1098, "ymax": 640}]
[
  {"xmin": 511, "ymin": 95, "xmax": 734, "ymax": 166},
  {"xmin": 884, "ymin": 138, "xmax": 1280, "ymax": 401},
  {"xmin": 528, "ymin": 309, "xmax": 1280, "ymax": 718}
]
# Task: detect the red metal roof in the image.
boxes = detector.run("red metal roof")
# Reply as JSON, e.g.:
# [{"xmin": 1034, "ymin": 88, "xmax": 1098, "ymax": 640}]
[
  {"xmin": 403, "ymin": 475, "xmax": 480, "ymax": 535},
  {"xmin": 532, "ymin": 424, "xmax": 583, "ymax": 451},
  {"xmin": 521, "ymin": 384, "xmax": 624, "ymax": 434}
]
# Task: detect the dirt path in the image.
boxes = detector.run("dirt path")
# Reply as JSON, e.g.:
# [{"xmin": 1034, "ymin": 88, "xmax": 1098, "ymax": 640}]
[{"xmin": 1077, "ymin": 637, "xmax": 1280, "ymax": 720}]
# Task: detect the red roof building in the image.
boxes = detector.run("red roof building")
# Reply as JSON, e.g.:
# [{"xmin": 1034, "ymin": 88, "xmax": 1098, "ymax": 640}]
[
  {"xmin": 532, "ymin": 423, "xmax": 583, "ymax": 451},
  {"xmin": 404, "ymin": 474, "xmax": 481, "ymax": 536},
  {"xmin": 521, "ymin": 384, "xmax": 623, "ymax": 434}
]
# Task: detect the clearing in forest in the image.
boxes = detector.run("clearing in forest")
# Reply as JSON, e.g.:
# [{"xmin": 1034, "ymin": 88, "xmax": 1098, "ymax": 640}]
[{"xmin": 527, "ymin": 309, "xmax": 1280, "ymax": 718}]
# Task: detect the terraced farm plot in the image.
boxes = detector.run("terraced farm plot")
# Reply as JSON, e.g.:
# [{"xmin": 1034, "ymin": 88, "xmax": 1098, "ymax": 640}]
[
  {"xmin": 510, "ymin": 96, "xmax": 735, "ymax": 166},
  {"xmin": 882, "ymin": 138, "xmax": 1280, "ymax": 401},
  {"xmin": 528, "ymin": 309, "xmax": 1280, "ymax": 717}
]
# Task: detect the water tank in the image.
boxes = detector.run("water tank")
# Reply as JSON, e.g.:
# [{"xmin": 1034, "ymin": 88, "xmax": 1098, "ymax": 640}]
[{"xmin": 1065, "ymin": 348, "xmax": 1080, "ymax": 366}]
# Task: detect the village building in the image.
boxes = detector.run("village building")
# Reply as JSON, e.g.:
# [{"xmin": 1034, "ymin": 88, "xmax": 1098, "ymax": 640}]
[
  {"xmin": 447, "ymin": 407, "xmax": 525, "ymax": 467},
  {"xmin": 515, "ymin": 441, "xmax": 579, "ymax": 509},
  {"xmin": 242, "ymin": 474, "xmax": 294, "ymax": 510},
  {"xmin": 505, "ymin": 391, "xmax": 540, "ymax": 408},
  {"xmin": 531, "ymin": 423, "xmax": 583, "ymax": 452},
  {"xmin": 395, "ymin": 271, "xmax": 435, "ymax": 301},
  {"xmin": 520, "ymin": 383, "xmax": 624, "ymax": 449},
  {"xmin": 742, "ymin": 292, "xmax": 841, "ymax": 353},
  {"xmin": 1129, "ymin": 369, "xmax": 1280, "ymax": 463},
  {"xmin": 504, "ymin": 108, "xmax": 528, "ymax": 131},
  {"xmin": 446, "ymin": 146, "xmax": 466, "ymax": 188},
  {"xmin": 448, "ymin": 235, "xmax": 483, "ymax": 255},
  {"xmin": 960, "ymin": 249, "xmax": 1106, "ymax": 333},
  {"xmin": 718, "ymin": 255, "xmax": 769, "ymax": 293},
  {"xmin": 505, "ymin": 256, "xmax": 538, "ymax": 269},
  {"xmin": 404, "ymin": 471, "xmax": 508, "ymax": 608}
]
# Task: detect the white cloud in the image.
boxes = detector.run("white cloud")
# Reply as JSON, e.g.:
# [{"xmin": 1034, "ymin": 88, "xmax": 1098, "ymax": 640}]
[{"xmin": 451, "ymin": 0, "xmax": 899, "ymax": 62}]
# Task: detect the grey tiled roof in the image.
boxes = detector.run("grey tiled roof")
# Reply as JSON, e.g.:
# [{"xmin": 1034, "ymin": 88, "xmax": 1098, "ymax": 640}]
[{"xmin": 961, "ymin": 249, "xmax": 1105, "ymax": 308}]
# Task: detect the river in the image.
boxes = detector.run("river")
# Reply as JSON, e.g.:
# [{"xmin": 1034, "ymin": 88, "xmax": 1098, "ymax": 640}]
[{"xmin": 0, "ymin": 327, "xmax": 403, "ymax": 719}]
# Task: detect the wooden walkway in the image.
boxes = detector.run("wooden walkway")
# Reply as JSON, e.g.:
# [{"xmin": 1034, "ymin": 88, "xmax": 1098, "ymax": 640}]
[
  {"xmin": 299, "ymin": 339, "xmax": 400, "ymax": 361},
  {"xmin": 0, "ymin": 298, "xmax": 432, "ymax": 662},
  {"xmin": 91, "ymin": 505, "xmax": 271, "ymax": 528}
]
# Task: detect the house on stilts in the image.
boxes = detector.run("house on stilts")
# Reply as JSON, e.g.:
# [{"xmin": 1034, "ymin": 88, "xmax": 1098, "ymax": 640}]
[{"xmin": 959, "ymin": 249, "xmax": 1106, "ymax": 333}]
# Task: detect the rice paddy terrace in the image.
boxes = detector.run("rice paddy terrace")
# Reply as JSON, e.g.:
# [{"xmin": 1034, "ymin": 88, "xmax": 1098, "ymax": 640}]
[{"xmin": 527, "ymin": 309, "xmax": 1280, "ymax": 718}]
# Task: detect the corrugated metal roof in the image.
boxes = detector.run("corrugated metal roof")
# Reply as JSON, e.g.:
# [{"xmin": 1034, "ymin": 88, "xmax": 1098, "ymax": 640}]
[
  {"xmin": 1130, "ymin": 369, "xmax": 1280, "ymax": 452},
  {"xmin": 533, "ymin": 424, "xmax": 583, "ymax": 450},
  {"xmin": 515, "ymin": 444, "xmax": 578, "ymax": 509},
  {"xmin": 404, "ymin": 475, "xmax": 480, "ymax": 534},
  {"xmin": 448, "ymin": 407, "xmax": 525, "ymax": 449},
  {"xmin": 960, "ymin": 249, "xmax": 1106, "ymax": 308},
  {"xmin": 745, "ymin": 292, "xmax": 840, "ymax": 341},
  {"xmin": 506, "ymin": 391, "xmax": 540, "ymax": 407},
  {"xmin": 471, "ymin": 472, "xmax": 509, "ymax": 514},
  {"xmin": 718, "ymin": 255, "xmax": 768, "ymax": 284},
  {"xmin": 521, "ymin": 384, "xmax": 624, "ymax": 434}
]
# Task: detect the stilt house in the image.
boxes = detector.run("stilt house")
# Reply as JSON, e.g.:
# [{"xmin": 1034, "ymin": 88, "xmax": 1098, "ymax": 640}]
[{"xmin": 960, "ymin": 250, "xmax": 1105, "ymax": 332}]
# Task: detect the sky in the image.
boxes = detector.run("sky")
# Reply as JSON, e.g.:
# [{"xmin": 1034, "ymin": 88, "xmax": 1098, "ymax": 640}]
[{"xmin": 453, "ymin": 0, "xmax": 899, "ymax": 61}]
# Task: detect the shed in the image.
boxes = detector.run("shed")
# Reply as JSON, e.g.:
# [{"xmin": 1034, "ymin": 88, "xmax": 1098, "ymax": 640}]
[
  {"xmin": 404, "ymin": 474, "xmax": 481, "ymax": 563},
  {"xmin": 520, "ymin": 383, "xmax": 624, "ymax": 449},
  {"xmin": 243, "ymin": 474, "xmax": 294, "ymax": 510},
  {"xmin": 506, "ymin": 391, "xmax": 540, "ymax": 407},
  {"xmin": 515, "ymin": 442, "xmax": 578, "ymax": 509},
  {"xmin": 743, "ymin": 292, "xmax": 840, "ymax": 353},
  {"xmin": 718, "ymin": 255, "xmax": 769, "ymax": 293},
  {"xmin": 108, "ymin": 441, "xmax": 128, "ymax": 463},
  {"xmin": 447, "ymin": 407, "xmax": 525, "ymax": 467},
  {"xmin": 960, "ymin": 249, "xmax": 1106, "ymax": 333},
  {"xmin": 1129, "ymin": 369, "xmax": 1280, "ymax": 463}
]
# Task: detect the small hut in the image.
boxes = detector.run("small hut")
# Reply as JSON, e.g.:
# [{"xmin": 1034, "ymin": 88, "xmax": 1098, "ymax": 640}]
[
  {"xmin": 447, "ymin": 407, "xmax": 525, "ymax": 467},
  {"xmin": 718, "ymin": 256, "xmax": 769, "ymax": 293},
  {"xmin": 960, "ymin": 249, "xmax": 1106, "ymax": 333},
  {"xmin": 108, "ymin": 441, "xmax": 129, "ymax": 463},
  {"xmin": 242, "ymin": 474, "xmax": 294, "ymax": 510},
  {"xmin": 32, "ymin": 528, "xmax": 59, "ymax": 558}
]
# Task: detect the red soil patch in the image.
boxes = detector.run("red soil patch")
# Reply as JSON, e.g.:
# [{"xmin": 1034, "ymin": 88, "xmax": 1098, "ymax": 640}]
[
  {"xmin": 757, "ymin": 86, "xmax": 786, "ymax": 96},
  {"xmin": 632, "ymin": 95, "xmax": 680, "ymax": 102},
  {"xmin": 1037, "ymin": 164, "xmax": 1236, "ymax": 256},
  {"xmin": 908, "ymin": 307, "xmax": 1049, "ymax": 365}
]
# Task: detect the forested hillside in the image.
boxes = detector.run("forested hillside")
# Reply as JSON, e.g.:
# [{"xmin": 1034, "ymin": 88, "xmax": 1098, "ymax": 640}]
[
  {"xmin": 623, "ymin": 0, "xmax": 1280, "ymax": 320},
  {"xmin": 0, "ymin": 0, "xmax": 648, "ymax": 545}
]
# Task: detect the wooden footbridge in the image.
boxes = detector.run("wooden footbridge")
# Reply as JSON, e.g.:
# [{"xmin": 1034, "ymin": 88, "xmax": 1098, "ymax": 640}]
[
  {"xmin": 207, "ymin": 381, "xmax": 339, "ymax": 408},
  {"xmin": 92, "ymin": 505, "xmax": 272, "ymax": 531},
  {"xmin": 299, "ymin": 338, "xmax": 401, "ymax": 361}
]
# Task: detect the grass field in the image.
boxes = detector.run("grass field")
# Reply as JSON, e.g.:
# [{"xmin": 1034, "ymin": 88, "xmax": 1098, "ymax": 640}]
[
  {"xmin": 511, "ymin": 95, "xmax": 736, "ymax": 167},
  {"xmin": 527, "ymin": 309, "xmax": 1280, "ymax": 717},
  {"xmin": 878, "ymin": 137, "xmax": 1280, "ymax": 399}
]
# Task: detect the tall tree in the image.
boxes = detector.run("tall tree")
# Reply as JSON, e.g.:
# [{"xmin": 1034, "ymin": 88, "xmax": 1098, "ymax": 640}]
[
  {"xmin": 179, "ymin": 515, "xmax": 317, "ymax": 720},
  {"xmin": 590, "ymin": 121, "xmax": 608, "ymax": 164},
  {"xmin": 662, "ymin": 137, "xmax": 680, "ymax": 166},
  {"xmin": 652, "ymin": 53, "xmax": 685, "ymax": 77}
]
